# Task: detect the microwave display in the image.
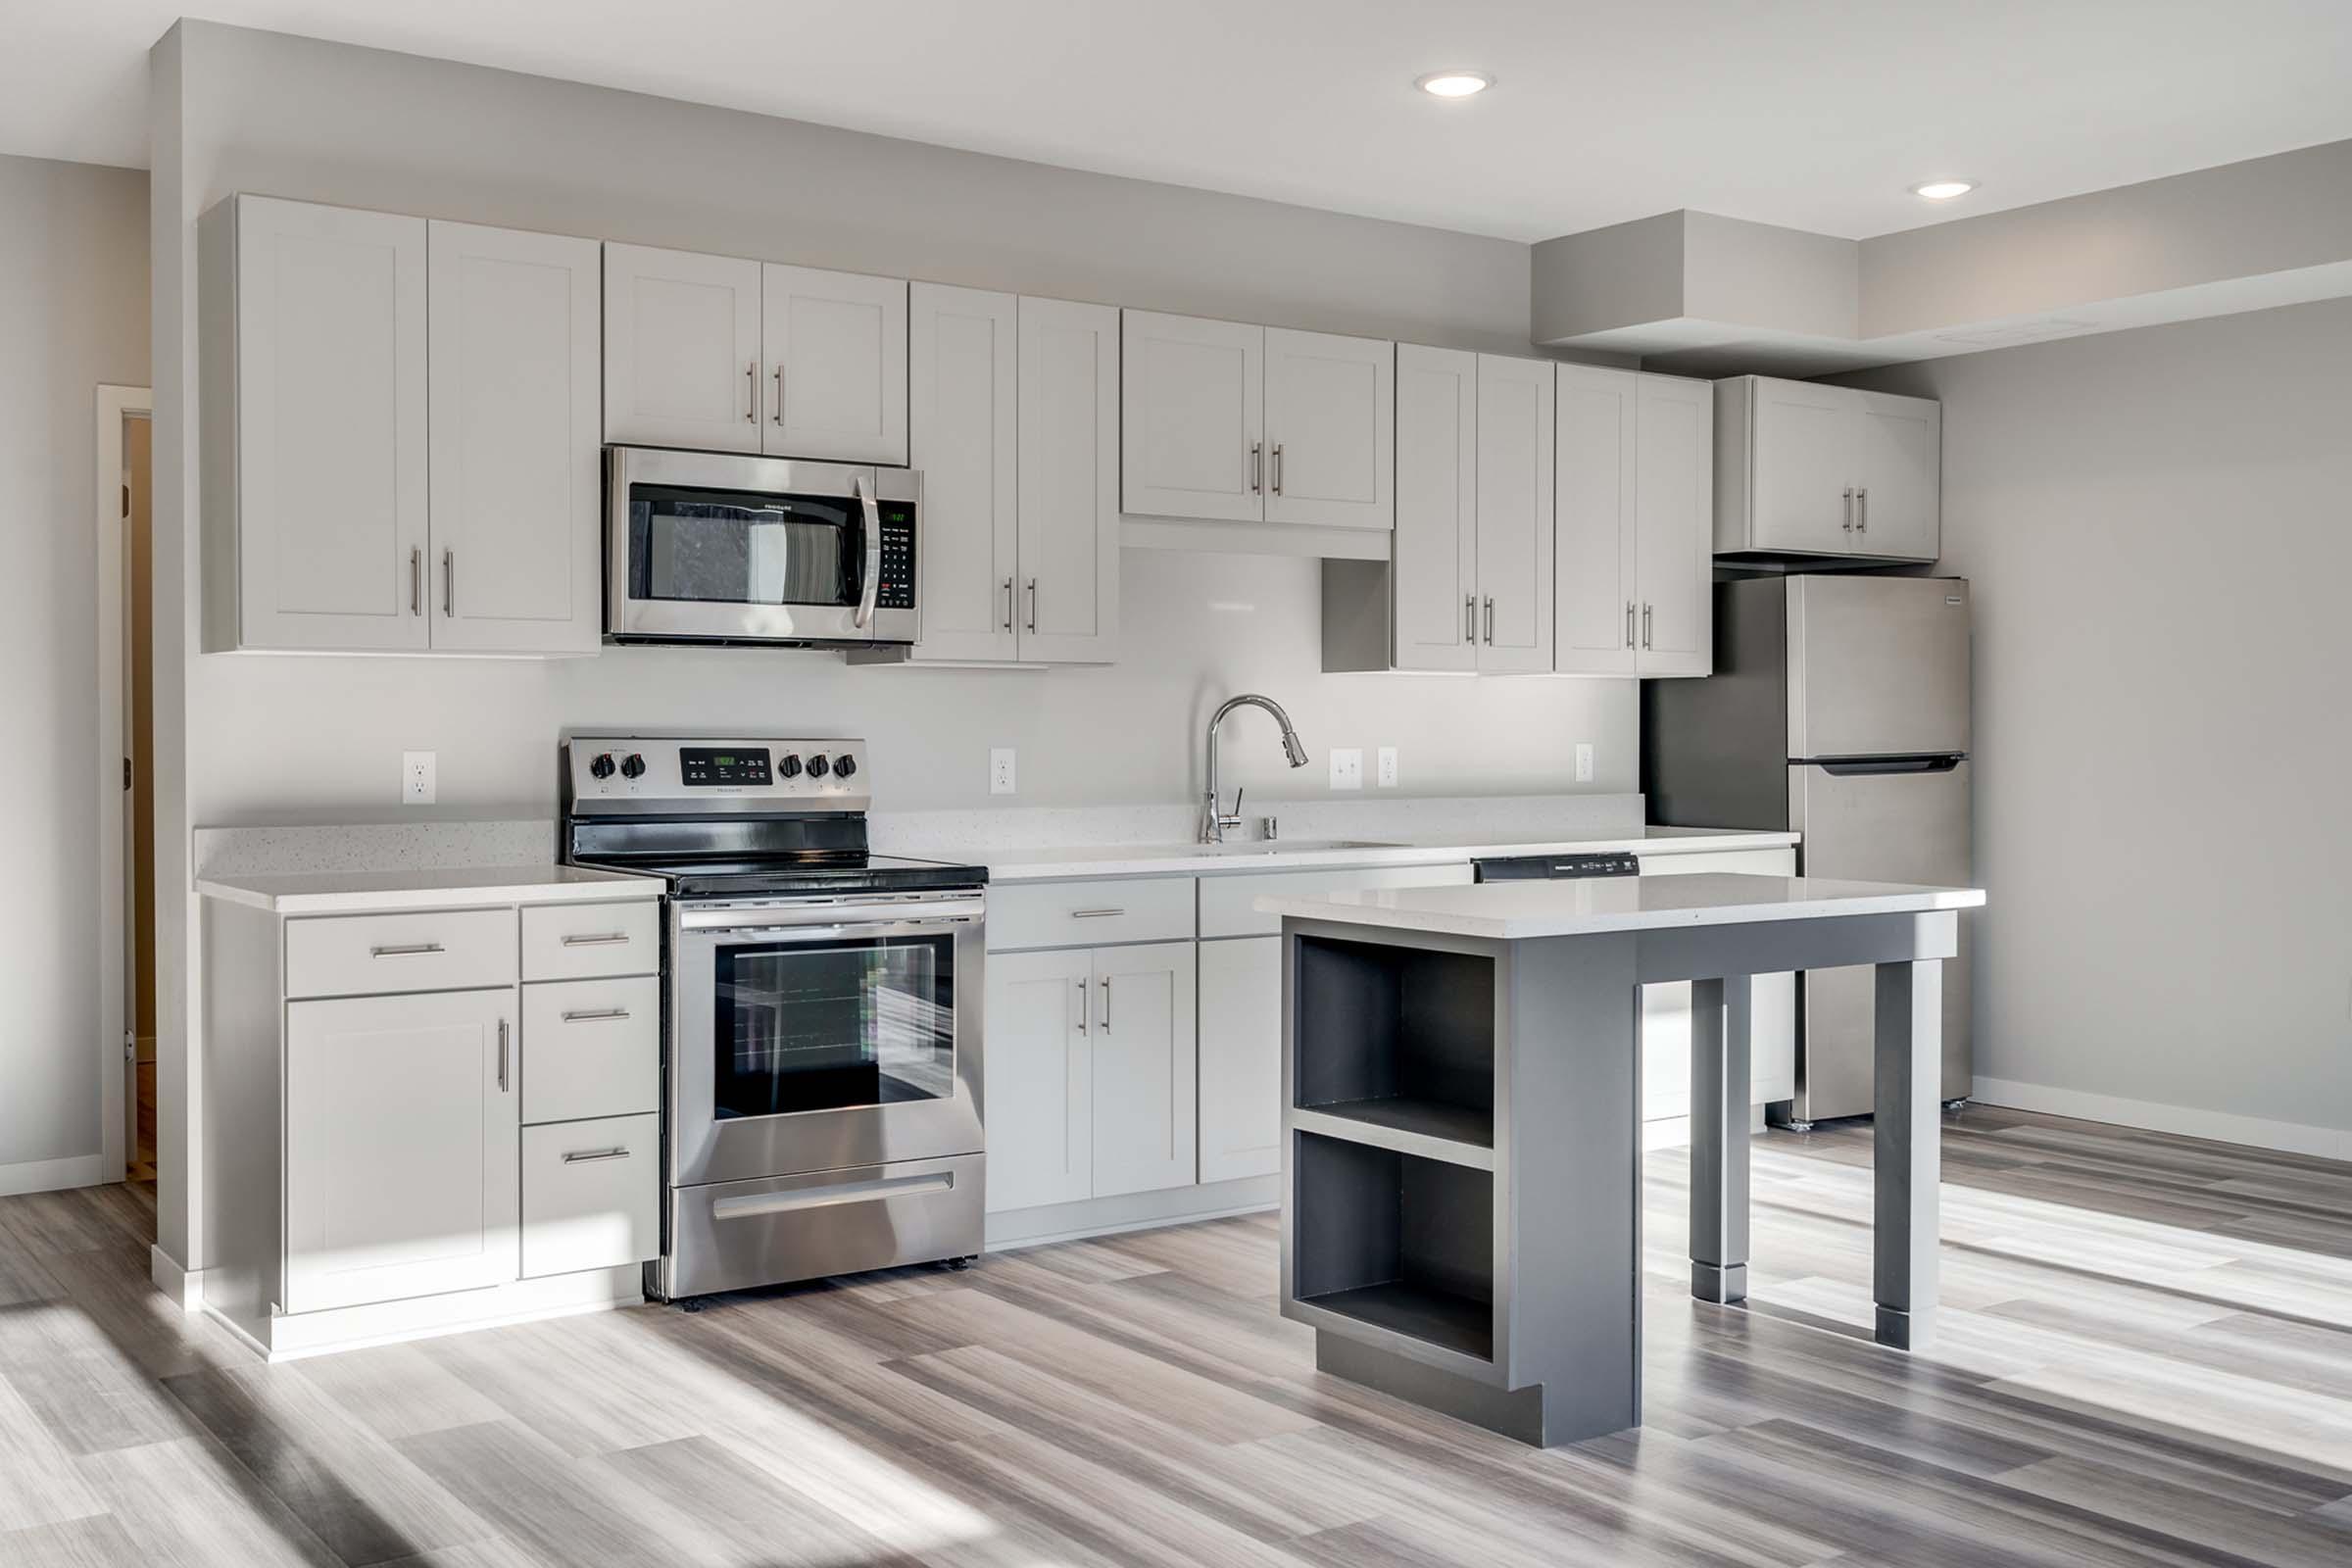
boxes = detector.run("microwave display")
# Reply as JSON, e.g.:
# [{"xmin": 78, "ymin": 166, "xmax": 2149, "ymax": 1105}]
[{"xmin": 680, "ymin": 748, "xmax": 773, "ymax": 787}]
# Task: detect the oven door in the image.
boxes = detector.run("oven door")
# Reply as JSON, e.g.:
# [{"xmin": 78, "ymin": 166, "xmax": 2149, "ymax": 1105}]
[
  {"xmin": 606, "ymin": 446, "xmax": 918, "ymax": 646},
  {"xmin": 669, "ymin": 894, "xmax": 984, "ymax": 1188}
]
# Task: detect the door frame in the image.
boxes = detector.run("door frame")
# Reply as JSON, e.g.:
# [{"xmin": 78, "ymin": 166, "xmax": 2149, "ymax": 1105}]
[{"xmin": 96, "ymin": 384, "xmax": 151, "ymax": 1186}]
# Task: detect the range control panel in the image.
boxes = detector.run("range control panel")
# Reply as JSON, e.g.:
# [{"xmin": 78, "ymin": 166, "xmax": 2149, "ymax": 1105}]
[{"xmin": 567, "ymin": 736, "xmax": 868, "ymax": 810}]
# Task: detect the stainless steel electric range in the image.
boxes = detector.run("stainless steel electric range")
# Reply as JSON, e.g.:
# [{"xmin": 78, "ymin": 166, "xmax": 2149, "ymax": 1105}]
[{"xmin": 561, "ymin": 735, "xmax": 987, "ymax": 1300}]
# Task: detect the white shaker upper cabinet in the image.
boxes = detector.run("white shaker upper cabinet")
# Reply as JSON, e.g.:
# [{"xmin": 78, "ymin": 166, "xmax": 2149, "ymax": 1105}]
[
  {"xmin": 223, "ymin": 196, "xmax": 429, "ymax": 653},
  {"xmin": 1553, "ymin": 365, "xmax": 1640, "ymax": 676},
  {"xmin": 1017, "ymin": 296, "xmax": 1121, "ymax": 663},
  {"xmin": 1121, "ymin": 311, "xmax": 1265, "ymax": 521},
  {"xmin": 762, "ymin": 264, "xmax": 908, "ymax": 466},
  {"xmin": 1853, "ymin": 391, "xmax": 1942, "ymax": 561},
  {"xmin": 602, "ymin": 243, "xmax": 762, "ymax": 454},
  {"xmin": 427, "ymin": 221, "xmax": 603, "ymax": 655},
  {"xmin": 1263, "ymin": 328, "xmax": 1394, "ymax": 530},
  {"xmin": 1736, "ymin": 376, "xmax": 1854, "ymax": 556},
  {"xmin": 1716, "ymin": 375, "xmax": 1940, "ymax": 563},
  {"xmin": 1633, "ymin": 373, "xmax": 1714, "ymax": 677},
  {"xmin": 1473, "ymin": 355, "xmax": 1555, "ymax": 674},
  {"xmin": 1391, "ymin": 345, "xmax": 1481, "ymax": 672},
  {"xmin": 908, "ymin": 282, "xmax": 1020, "ymax": 663}
]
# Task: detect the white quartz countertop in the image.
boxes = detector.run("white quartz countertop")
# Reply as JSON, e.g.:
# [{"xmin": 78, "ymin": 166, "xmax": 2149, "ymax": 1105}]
[
  {"xmin": 906, "ymin": 825, "xmax": 1798, "ymax": 882},
  {"xmin": 1255, "ymin": 872, "xmax": 1984, "ymax": 941},
  {"xmin": 196, "ymin": 862, "xmax": 662, "ymax": 915}
]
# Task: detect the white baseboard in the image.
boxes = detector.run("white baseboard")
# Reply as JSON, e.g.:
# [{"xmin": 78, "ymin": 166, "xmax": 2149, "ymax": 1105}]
[
  {"xmin": 0, "ymin": 1152, "xmax": 110, "ymax": 1199},
  {"xmin": 150, "ymin": 1245, "xmax": 203, "ymax": 1309},
  {"xmin": 985, "ymin": 1175, "xmax": 1281, "ymax": 1250},
  {"xmin": 1973, "ymin": 1076, "xmax": 2352, "ymax": 1162}
]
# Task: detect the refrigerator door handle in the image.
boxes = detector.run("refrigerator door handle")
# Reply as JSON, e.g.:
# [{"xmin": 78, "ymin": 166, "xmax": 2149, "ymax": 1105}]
[{"xmin": 1811, "ymin": 754, "xmax": 1967, "ymax": 777}]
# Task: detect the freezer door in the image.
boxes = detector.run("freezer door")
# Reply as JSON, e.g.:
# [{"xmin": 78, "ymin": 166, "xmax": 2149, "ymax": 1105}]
[
  {"xmin": 1787, "ymin": 575, "xmax": 1971, "ymax": 760},
  {"xmin": 1789, "ymin": 759, "xmax": 1974, "ymax": 1118}
]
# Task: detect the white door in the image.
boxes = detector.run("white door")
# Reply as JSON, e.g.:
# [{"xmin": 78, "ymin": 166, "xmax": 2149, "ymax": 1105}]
[
  {"xmin": 1121, "ymin": 311, "xmax": 1263, "ymax": 521},
  {"xmin": 1634, "ymin": 373, "xmax": 1714, "ymax": 677},
  {"xmin": 1552, "ymin": 364, "xmax": 1638, "ymax": 676},
  {"xmin": 762, "ymin": 264, "xmax": 909, "ymax": 465},
  {"xmin": 1747, "ymin": 377, "xmax": 1858, "ymax": 555},
  {"xmin": 1474, "ymin": 356, "xmax": 1555, "ymax": 673},
  {"xmin": 1263, "ymin": 328, "xmax": 1393, "ymax": 530},
  {"xmin": 234, "ymin": 196, "xmax": 429, "ymax": 652},
  {"xmin": 284, "ymin": 988, "xmax": 518, "ymax": 1312},
  {"xmin": 1391, "ymin": 345, "xmax": 1479, "ymax": 672},
  {"xmin": 982, "ymin": 949, "xmax": 1094, "ymax": 1212},
  {"xmin": 908, "ymin": 282, "xmax": 1019, "ymax": 662},
  {"xmin": 602, "ymin": 243, "xmax": 762, "ymax": 453},
  {"xmin": 426, "ymin": 221, "xmax": 603, "ymax": 655},
  {"xmin": 1197, "ymin": 937, "xmax": 1282, "ymax": 1184},
  {"xmin": 1017, "ymin": 297, "xmax": 1121, "ymax": 662},
  {"xmin": 1854, "ymin": 391, "xmax": 1942, "ymax": 561},
  {"xmin": 1091, "ymin": 942, "xmax": 1199, "ymax": 1199}
]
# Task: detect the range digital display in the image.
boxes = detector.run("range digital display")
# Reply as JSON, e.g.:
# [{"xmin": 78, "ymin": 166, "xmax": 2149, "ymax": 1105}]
[{"xmin": 679, "ymin": 747, "xmax": 773, "ymax": 787}]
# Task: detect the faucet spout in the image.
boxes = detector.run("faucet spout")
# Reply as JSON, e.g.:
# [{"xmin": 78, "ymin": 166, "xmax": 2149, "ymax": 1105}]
[{"xmin": 1201, "ymin": 694, "xmax": 1309, "ymax": 844}]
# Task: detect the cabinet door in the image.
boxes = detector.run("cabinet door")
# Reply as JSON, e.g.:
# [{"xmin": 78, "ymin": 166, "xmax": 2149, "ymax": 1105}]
[
  {"xmin": 1552, "ymin": 364, "xmax": 1638, "ymax": 675},
  {"xmin": 1473, "ymin": 356, "xmax": 1555, "ymax": 673},
  {"xmin": 1018, "ymin": 297, "xmax": 1121, "ymax": 662},
  {"xmin": 1634, "ymin": 373, "xmax": 1714, "ymax": 677},
  {"xmin": 284, "ymin": 987, "xmax": 517, "ymax": 1312},
  {"xmin": 1197, "ymin": 937, "xmax": 1282, "ymax": 1184},
  {"xmin": 603, "ymin": 243, "xmax": 762, "ymax": 453},
  {"xmin": 1392, "ymin": 345, "xmax": 1479, "ymax": 672},
  {"xmin": 234, "ymin": 197, "xmax": 429, "ymax": 652},
  {"xmin": 1121, "ymin": 311, "xmax": 1263, "ymax": 521},
  {"xmin": 1746, "ymin": 376, "xmax": 1858, "ymax": 555},
  {"xmin": 1091, "ymin": 943, "xmax": 1199, "ymax": 1199},
  {"xmin": 762, "ymin": 264, "xmax": 909, "ymax": 465},
  {"xmin": 427, "ymin": 221, "xmax": 603, "ymax": 654},
  {"xmin": 982, "ymin": 949, "xmax": 1094, "ymax": 1212},
  {"xmin": 1263, "ymin": 328, "xmax": 1394, "ymax": 530},
  {"xmin": 1855, "ymin": 391, "xmax": 1941, "ymax": 561},
  {"xmin": 909, "ymin": 283, "xmax": 1019, "ymax": 662}
]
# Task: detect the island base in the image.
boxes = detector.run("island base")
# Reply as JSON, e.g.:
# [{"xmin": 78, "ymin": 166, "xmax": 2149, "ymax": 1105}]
[{"xmin": 1315, "ymin": 1333, "xmax": 1633, "ymax": 1448}]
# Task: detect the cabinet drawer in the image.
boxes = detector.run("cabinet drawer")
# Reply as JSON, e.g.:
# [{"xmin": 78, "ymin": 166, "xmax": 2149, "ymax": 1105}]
[
  {"xmin": 284, "ymin": 907, "xmax": 516, "ymax": 999},
  {"xmin": 1200, "ymin": 861, "xmax": 1473, "ymax": 939},
  {"xmin": 521, "ymin": 1113, "xmax": 661, "ymax": 1278},
  {"xmin": 521, "ymin": 900, "xmax": 661, "ymax": 981},
  {"xmin": 986, "ymin": 877, "xmax": 1194, "ymax": 951},
  {"xmin": 521, "ymin": 976, "xmax": 660, "ymax": 1125}
]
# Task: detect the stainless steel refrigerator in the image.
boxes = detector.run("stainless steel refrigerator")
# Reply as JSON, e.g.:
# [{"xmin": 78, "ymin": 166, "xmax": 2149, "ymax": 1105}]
[{"xmin": 1642, "ymin": 574, "xmax": 1972, "ymax": 1124}]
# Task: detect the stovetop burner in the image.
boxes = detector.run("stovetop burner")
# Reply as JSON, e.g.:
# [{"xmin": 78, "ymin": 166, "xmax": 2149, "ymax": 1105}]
[{"xmin": 575, "ymin": 852, "xmax": 986, "ymax": 902}]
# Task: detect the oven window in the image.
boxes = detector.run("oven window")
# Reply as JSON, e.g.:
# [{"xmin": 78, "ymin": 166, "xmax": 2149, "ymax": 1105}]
[
  {"xmin": 627, "ymin": 484, "xmax": 858, "ymax": 608},
  {"xmin": 715, "ymin": 935, "xmax": 954, "ymax": 1118}
]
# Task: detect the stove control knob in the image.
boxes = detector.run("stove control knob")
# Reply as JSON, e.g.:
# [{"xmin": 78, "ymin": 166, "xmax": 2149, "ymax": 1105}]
[
  {"xmin": 776, "ymin": 754, "xmax": 803, "ymax": 779},
  {"xmin": 833, "ymin": 754, "xmax": 858, "ymax": 780},
  {"xmin": 587, "ymin": 753, "xmax": 616, "ymax": 780},
  {"xmin": 619, "ymin": 753, "xmax": 647, "ymax": 779},
  {"xmin": 807, "ymin": 754, "xmax": 832, "ymax": 778}
]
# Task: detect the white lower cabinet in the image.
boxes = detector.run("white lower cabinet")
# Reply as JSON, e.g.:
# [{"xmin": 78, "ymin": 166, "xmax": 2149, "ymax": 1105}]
[
  {"xmin": 521, "ymin": 1113, "xmax": 662, "ymax": 1278},
  {"xmin": 1091, "ymin": 943, "xmax": 1199, "ymax": 1198},
  {"xmin": 1197, "ymin": 937, "xmax": 1282, "ymax": 1183}
]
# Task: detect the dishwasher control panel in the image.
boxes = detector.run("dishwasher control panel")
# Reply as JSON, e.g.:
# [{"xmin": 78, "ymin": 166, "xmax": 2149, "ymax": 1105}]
[{"xmin": 1472, "ymin": 852, "xmax": 1642, "ymax": 881}]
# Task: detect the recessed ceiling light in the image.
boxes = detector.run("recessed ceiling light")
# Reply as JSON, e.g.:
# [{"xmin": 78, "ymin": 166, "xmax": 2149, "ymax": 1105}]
[
  {"xmin": 1910, "ymin": 178, "xmax": 1978, "ymax": 201},
  {"xmin": 1416, "ymin": 71, "xmax": 1493, "ymax": 99}
]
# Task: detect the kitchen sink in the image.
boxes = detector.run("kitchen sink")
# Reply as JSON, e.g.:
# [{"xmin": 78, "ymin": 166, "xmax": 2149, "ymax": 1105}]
[{"xmin": 1186, "ymin": 838, "xmax": 1403, "ymax": 857}]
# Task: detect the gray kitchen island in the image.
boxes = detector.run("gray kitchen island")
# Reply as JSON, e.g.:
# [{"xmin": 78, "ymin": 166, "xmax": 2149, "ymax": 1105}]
[{"xmin": 1256, "ymin": 872, "xmax": 1986, "ymax": 1447}]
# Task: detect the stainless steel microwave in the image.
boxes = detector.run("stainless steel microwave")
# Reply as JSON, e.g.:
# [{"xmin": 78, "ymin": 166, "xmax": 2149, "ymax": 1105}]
[{"xmin": 605, "ymin": 446, "xmax": 919, "ymax": 649}]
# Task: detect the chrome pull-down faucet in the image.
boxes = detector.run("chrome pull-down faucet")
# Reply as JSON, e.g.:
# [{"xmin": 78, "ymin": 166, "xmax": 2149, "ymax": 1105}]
[{"xmin": 1201, "ymin": 694, "xmax": 1309, "ymax": 844}]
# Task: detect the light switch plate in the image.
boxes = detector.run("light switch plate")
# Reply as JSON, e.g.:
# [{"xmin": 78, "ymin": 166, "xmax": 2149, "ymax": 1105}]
[
  {"xmin": 403, "ymin": 751, "xmax": 436, "ymax": 806},
  {"xmin": 1377, "ymin": 747, "xmax": 1398, "ymax": 788},
  {"xmin": 1575, "ymin": 743, "xmax": 1594, "ymax": 784},
  {"xmin": 990, "ymin": 748, "xmax": 1016, "ymax": 796},
  {"xmin": 1330, "ymin": 748, "xmax": 1363, "ymax": 791}
]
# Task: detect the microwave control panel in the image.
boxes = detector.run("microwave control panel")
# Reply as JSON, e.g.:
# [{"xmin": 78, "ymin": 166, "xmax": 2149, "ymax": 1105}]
[{"xmin": 873, "ymin": 505, "xmax": 915, "ymax": 612}]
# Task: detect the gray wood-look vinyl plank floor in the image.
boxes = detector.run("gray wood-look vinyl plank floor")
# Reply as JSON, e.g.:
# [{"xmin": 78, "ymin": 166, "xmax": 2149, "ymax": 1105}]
[{"xmin": 5, "ymin": 1109, "xmax": 2352, "ymax": 1566}]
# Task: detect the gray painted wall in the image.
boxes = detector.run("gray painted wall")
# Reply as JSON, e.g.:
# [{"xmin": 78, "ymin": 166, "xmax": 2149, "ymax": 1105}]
[
  {"xmin": 1842, "ymin": 297, "xmax": 2352, "ymax": 1148},
  {"xmin": 0, "ymin": 154, "xmax": 148, "ymax": 1176}
]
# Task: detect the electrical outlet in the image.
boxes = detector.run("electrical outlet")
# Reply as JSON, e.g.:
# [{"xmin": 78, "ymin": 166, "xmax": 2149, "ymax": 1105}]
[
  {"xmin": 990, "ymin": 748, "xmax": 1016, "ymax": 796},
  {"xmin": 1329, "ymin": 748, "xmax": 1363, "ymax": 791},
  {"xmin": 1377, "ymin": 747, "xmax": 1399, "ymax": 788},
  {"xmin": 402, "ymin": 751, "xmax": 436, "ymax": 806},
  {"xmin": 1575, "ymin": 743, "xmax": 1594, "ymax": 784}
]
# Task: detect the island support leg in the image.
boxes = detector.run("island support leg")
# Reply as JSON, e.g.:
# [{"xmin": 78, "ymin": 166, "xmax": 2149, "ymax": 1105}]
[
  {"xmin": 1689, "ymin": 974, "xmax": 1752, "ymax": 1304},
  {"xmin": 1873, "ymin": 958, "xmax": 1942, "ymax": 1350}
]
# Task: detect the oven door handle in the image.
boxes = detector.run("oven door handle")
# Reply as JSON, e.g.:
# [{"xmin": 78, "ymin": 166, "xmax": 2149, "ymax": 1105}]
[
  {"xmin": 852, "ymin": 472, "xmax": 883, "ymax": 630},
  {"xmin": 678, "ymin": 897, "xmax": 986, "ymax": 936}
]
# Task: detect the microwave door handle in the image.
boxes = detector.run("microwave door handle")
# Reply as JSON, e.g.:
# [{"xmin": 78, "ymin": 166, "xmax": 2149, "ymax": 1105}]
[{"xmin": 852, "ymin": 472, "xmax": 883, "ymax": 629}]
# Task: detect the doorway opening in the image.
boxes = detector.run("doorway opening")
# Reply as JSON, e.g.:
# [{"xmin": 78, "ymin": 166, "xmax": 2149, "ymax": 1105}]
[{"xmin": 97, "ymin": 386, "xmax": 154, "ymax": 1198}]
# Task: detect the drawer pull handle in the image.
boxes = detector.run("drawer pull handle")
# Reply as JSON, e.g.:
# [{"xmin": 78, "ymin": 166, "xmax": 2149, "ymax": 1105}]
[
  {"xmin": 712, "ymin": 1171, "xmax": 954, "ymax": 1220},
  {"xmin": 562, "ymin": 1007, "xmax": 633, "ymax": 1023},
  {"xmin": 370, "ymin": 942, "xmax": 444, "ymax": 957},
  {"xmin": 561, "ymin": 932, "xmax": 632, "ymax": 948},
  {"xmin": 1069, "ymin": 907, "xmax": 1126, "ymax": 919},
  {"xmin": 562, "ymin": 1147, "xmax": 632, "ymax": 1165}
]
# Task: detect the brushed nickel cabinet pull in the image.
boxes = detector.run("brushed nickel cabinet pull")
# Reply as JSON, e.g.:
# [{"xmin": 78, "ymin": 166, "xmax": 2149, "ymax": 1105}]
[
  {"xmin": 1002, "ymin": 577, "xmax": 1014, "ymax": 632},
  {"xmin": 1842, "ymin": 486, "xmax": 1854, "ymax": 533},
  {"xmin": 772, "ymin": 364, "xmax": 784, "ymax": 426},
  {"xmin": 1484, "ymin": 597, "xmax": 1495, "ymax": 645},
  {"xmin": 746, "ymin": 361, "xmax": 758, "ymax": 423},
  {"xmin": 1271, "ymin": 443, "xmax": 1284, "ymax": 496},
  {"xmin": 496, "ymin": 1018, "xmax": 510, "ymax": 1093},
  {"xmin": 1642, "ymin": 602, "xmax": 1653, "ymax": 649},
  {"xmin": 562, "ymin": 1147, "xmax": 632, "ymax": 1164},
  {"xmin": 1465, "ymin": 595, "xmax": 1476, "ymax": 642},
  {"xmin": 442, "ymin": 550, "xmax": 455, "ymax": 616},
  {"xmin": 562, "ymin": 1007, "xmax": 632, "ymax": 1023},
  {"xmin": 1069, "ymin": 907, "xmax": 1126, "ymax": 919},
  {"xmin": 1100, "ymin": 975, "xmax": 1111, "ymax": 1032},
  {"xmin": 410, "ymin": 548, "xmax": 421, "ymax": 616},
  {"xmin": 369, "ymin": 942, "xmax": 444, "ymax": 957},
  {"xmin": 1626, "ymin": 600, "xmax": 1637, "ymax": 649},
  {"xmin": 560, "ymin": 932, "xmax": 631, "ymax": 948},
  {"xmin": 1077, "ymin": 976, "xmax": 1089, "ymax": 1034},
  {"xmin": 1856, "ymin": 487, "xmax": 1869, "ymax": 533},
  {"xmin": 1026, "ymin": 578, "xmax": 1038, "ymax": 632},
  {"xmin": 1250, "ymin": 441, "xmax": 1262, "ymax": 495}
]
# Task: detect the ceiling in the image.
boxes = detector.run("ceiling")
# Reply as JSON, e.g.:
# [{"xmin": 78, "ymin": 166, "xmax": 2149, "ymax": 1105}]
[{"xmin": 14, "ymin": 1, "xmax": 2352, "ymax": 242}]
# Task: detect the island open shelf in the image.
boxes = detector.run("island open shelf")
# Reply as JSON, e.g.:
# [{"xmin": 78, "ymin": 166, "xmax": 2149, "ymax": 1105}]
[
  {"xmin": 1290, "ymin": 1131, "xmax": 1494, "ymax": 1363},
  {"xmin": 1289, "ymin": 933, "xmax": 1495, "ymax": 1165}
]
